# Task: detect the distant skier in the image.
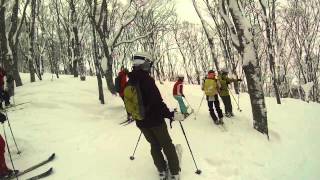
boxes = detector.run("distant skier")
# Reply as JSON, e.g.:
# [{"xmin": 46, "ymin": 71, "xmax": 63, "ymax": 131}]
[
  {"xmin": 116, "ymin": 66, "xmax": 131, "ymax": 121},
  {"xmin": 0, "ymin": 67, "xmax": 11, "ymax": 108},
  {"xmin": 173, "ymin": 74, "xmax": 189, "ymax": 117},
  {"xmin": 124, "ymin": 52, "xmax": 184, "ymax": 180},
  {"xmin": 117, "ymin": 66, "xmax": 129, "ymax": 100},
  {"xmin": 219, "ymin": 68, "xmax": 242, "ymax": 117},
  {"xmin": 0, "ymin": 113, "xmax": 18, "ymax": 178},
  {"xmin": 202, "ymin": 70, "xmax": 224, "ymax": 124}
]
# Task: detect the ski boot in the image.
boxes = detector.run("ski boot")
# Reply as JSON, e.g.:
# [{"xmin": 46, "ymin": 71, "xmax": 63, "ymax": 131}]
[
  {"xmin": 183, "ymin": 112, "xmax": 190, "ymax": 118},
  {"xmin": 225, "ymin": 112, "xmax": 232, "ymax": 118},
  {"xmin": 0, "ymin": 169, "xmax": 19, "ymax": 179},
  {"xmin": 159, "ymin": 171, "xmax": 166, "ymax": 180},
  {"xmin": 171, "ymin": 174, "xmax": 180, "ymax": 180}
]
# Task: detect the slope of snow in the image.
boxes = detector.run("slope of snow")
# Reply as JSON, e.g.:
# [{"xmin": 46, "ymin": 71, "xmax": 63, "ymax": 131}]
[{"xmin": 3, "ymin": 74, "xmax": 319, "ymax": 180}]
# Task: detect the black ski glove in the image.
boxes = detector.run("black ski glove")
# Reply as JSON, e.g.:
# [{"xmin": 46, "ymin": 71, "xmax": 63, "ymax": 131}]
[
  {"xmin": 0, "ymin": 113, "xmax": 7, "ymax": 124},
  {"xmin": 182, "ymin": 94, "xmax": 185, "ymax": 98}
]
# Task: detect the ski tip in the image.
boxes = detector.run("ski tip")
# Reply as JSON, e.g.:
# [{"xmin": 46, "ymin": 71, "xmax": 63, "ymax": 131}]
[{"xmin": 49, "ymin": 153, "xmax": 55, "ymax": 160}]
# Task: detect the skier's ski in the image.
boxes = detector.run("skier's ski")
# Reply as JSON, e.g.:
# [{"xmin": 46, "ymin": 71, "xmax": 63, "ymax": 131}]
[
  {"xmin": 217, "ymin": 122, "xmax": 227, "ymax": 132},
  {"xmin": 120, "ymin": 119, "xmax": 134, "ymax": 126},
  {"xmin": 122, "ymin": 119, "xmax": 134, "ymax": 126},
  {"xmin": 4, "ymin": 102, "xmax": 31, "ymax": 110},
  {"xmin": 1, "ymin": 107, "xmax": 24, "ymax": 113},
  {"xmin": 3, "ymin": 153, "xmax": 55, "ymax": 180},
  {"xmin": 25, "ymin": 168, "xmax": 53, "ymax": 180}
]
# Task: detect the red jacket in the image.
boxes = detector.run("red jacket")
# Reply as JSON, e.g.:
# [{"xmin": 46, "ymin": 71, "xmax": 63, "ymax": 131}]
[
  {"xmin": 173, "ymin": 80, "xmax": 183, "ymax": 96},
  {"xmin": 118, "ymin": 70, "xmax": 128, "ymax": 97}
]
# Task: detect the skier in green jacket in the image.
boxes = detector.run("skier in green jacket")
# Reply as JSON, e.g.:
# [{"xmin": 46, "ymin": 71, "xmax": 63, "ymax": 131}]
[{"xmin": 219, "ymin": 69, "xmax": 242, "ymax": 117}]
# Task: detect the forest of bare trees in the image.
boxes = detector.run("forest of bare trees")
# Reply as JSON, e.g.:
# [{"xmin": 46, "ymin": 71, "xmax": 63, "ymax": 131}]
[{"xmin": 0, "ymin": 0, "xmax": 319, "ymax": 136}]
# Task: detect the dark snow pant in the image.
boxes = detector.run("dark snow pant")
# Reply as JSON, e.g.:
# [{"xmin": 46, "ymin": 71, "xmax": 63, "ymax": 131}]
[
  {"xmin": 207, "ymin": 95, "xmax": 223, "ymax": 122},
  {"xmin": 139, "ymin": 123, "xmax": 180, "ymax": 175},
  {"xmin": 0, "ymin": 135, "xmax": 9, "ymax": 176},
  {"xmin": 220, "ymin": 95, "xmax": 233, "ymax": 115},
  {"xmin": 0, "ymin": 90, "xmax": 10, "ymax": 107}
]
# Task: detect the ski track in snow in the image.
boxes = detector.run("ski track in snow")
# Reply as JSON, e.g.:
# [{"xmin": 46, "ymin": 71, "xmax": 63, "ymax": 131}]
[{"xmin": 2, "ymin": 73, "xmax": 319, "ymax": 180}]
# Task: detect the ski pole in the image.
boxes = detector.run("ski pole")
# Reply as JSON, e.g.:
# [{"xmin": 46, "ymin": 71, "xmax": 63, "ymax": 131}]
[
  {"xmin": 2, "ymin": 123, "xmax": 19, "ymax": 180},
  {"xmin": 228, "ymin": 89, "xmax": 242, "ymax": 112},
  {"xmin": 194, "ymin": 94, "xmax": 205, "ymax": 120},
  {"xmin": 178, "ymin": 121, "xmax": 201, "ymax": 174},
  {"xmin": 3, "ymin": 111, "xmax": 21, "ymax": 154},
  {"xmin": 130, "ymin": 131, "xmax": 142, "ymax": 160}
]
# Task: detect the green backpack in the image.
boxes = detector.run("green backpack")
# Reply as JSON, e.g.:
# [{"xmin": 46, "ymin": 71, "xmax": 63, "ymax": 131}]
[{"xmin": 123, "ymin": 81, "xmax": 145, "ymax": 121}]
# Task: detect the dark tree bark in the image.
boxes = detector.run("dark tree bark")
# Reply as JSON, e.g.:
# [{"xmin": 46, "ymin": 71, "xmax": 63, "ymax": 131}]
[
  {"xmin": 90, "ymin": 3, "xmax": 104, "ymax": 104},
  {"xmin": 220, "ymin": 0, "xmax": 269, "ymax": 138},
  {"xmin": 69, "ymin": 0, "xmax": 85, "ymax": 80},
  {"xmin": 259, "ymin": 0, "xmax": 281, "ymax": 104},
  {"xmin": 29, "ymin": 0, "xmax": 37, "ymax": 82}
]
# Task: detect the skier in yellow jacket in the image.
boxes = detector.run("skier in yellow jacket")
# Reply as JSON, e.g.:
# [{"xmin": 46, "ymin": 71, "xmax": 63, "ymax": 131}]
[{"xmin": 202, "ymin": 70, "xmax": 224, "ymax": 125}]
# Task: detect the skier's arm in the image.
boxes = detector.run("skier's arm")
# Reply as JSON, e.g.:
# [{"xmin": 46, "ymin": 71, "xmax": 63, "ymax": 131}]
[{"xmin": 144, "ymin": 77, "xmax": 173, "ymax": 119}]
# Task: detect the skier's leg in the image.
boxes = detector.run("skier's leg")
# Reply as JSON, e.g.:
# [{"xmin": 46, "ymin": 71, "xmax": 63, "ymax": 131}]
[
  {"xmin": 220, "ymin": 96, "xmax": 228, "ymax": 115},
  {"xmin": 3, "ymin": 91, "xmax": 10, "ymax": 106},
  {"xmin": 214, "ymin": 95, "xmax": 224, "ymax": 119},
  {"xmin": 139, "ymin": 127, "xmax": 167, "ymax": 173},
  {"xmin": 152, "ymin": 123, "xmax": 180, "ymax": 176},
  {"xmin": 0, "ymin": 135, "xmax": 9, "ymax": 177},
  {"xmin": 207, "ymin": 100, "xmax": 218, "ymax": 123},
  {"xmin": 174, "ymin": 96, "xmax": 187, "ymax": 114},
  {"xmin": 226, "ymin": 95, "xmax": 233, "ymax": 115}
]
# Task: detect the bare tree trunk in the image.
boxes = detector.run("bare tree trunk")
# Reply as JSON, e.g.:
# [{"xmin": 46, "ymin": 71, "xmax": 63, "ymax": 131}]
[
  {"xmin": 259, "ymin": 0, "xmax": 281, "ymax": 104},
  {"xmin": 91, "ymin": 21, "xmax": 104, "ymax": 104},
  {"xmin": 70, "ymin": 0, "xmax": 85, "ymax": 80},
  {"xmin": 29, "ymin": 0, "xmax": 36, "ymax": 82},
  {"xmin": 192, "ymin": 0, "xmax": 220, "ymax": 71},
  {"xmin": 0, "ymin": 6, "xmax": 8, "ymax": 68},
  {"xmin": 220, "ymin": 0, "xmax": 268, "ymax": 137}
]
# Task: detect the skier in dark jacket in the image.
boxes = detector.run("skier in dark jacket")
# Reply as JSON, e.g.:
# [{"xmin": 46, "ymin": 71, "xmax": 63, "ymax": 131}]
[
  {"xmin": 127, "ymin": 52, "xmax": 184, "ymax": 180},
  {"xmin": 0, "ymin": 67, "xmax": 11, "ymax": 108}
]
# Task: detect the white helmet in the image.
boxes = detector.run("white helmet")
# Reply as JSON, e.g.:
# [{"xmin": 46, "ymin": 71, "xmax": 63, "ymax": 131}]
[
  {"xmin": 132, "ymin": 52, "xmax": 153, "ymax": 72},
  {"xmin": 221, "ymin": 68, "xmax": 229, "ymax": 74},
  {"xmin": 177, "ymin": 74, "xmax": 184, "ymax": 78}
]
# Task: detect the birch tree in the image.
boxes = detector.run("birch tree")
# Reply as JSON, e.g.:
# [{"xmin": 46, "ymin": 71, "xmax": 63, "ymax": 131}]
[
  {"xmin": 219, "ymin": 0, "xmax": 269, "ymax": 137},
  {"xmin": 0, "ymin": 0, "xmax": 30, "ymax": 86},
  {"xmin": 86, "ymin": 0, "xmax": 150, "ymax": 94}
]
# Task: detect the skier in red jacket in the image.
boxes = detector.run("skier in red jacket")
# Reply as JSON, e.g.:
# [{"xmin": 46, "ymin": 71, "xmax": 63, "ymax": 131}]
[
  {"xmin": 173, "ymin": 74, "xmax": 189, "ymax": 117},
  {"xmin": 118, "ymin": 66, "xmax": 129, "ymax": 100},
  {"xmin": 0, "ymin": 113, "xmax": 18, "ymax": 178}
]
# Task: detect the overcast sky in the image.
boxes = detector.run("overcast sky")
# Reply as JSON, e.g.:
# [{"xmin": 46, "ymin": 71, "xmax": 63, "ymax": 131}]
[{"xmin": 174, "ymin": 0, "xmax": 200, "ymax": 23}]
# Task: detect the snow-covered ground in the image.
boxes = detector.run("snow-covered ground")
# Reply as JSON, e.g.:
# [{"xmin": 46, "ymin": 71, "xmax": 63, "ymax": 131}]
[{"xmin": 3, "ymin": 73, "xmax": 319, "ymax": 180}]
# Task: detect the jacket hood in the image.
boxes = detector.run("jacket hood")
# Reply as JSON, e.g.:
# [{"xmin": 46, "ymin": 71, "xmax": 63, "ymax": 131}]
[{"xmin": 128, "ymin": 69, "xmax": 149, "ymax": 83}]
